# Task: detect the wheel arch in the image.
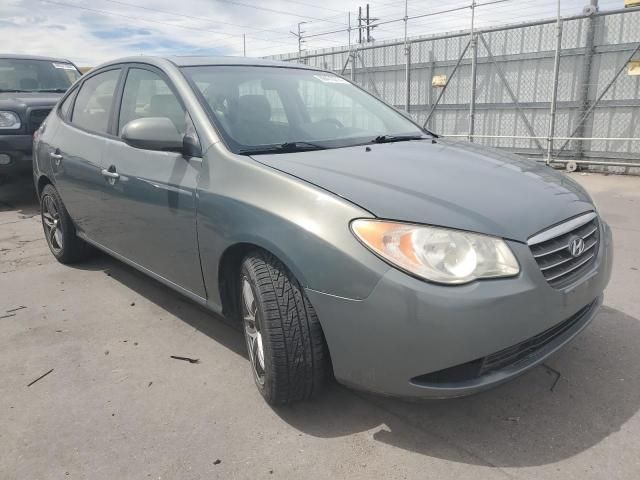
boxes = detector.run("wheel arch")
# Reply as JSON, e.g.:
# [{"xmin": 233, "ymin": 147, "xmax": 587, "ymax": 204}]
[
  {"xmin": 36, "ymin": 174, "xmax": 53, "ymax": 198},
  {"xmin": 217, "ymin": 240, "xmax": 310, "ymax": 322}
]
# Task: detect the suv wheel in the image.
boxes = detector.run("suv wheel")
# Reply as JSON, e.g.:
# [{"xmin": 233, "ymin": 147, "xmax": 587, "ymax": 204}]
[
  {"xmin": 40, "ymin": 184, "xmax": 92, "ymax": 264},
  {"xmin": 240, "ymin": 251, "xmax": 330, "ymax": 404}
]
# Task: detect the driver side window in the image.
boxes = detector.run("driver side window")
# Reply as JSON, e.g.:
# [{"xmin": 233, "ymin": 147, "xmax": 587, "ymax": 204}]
[{"xmin": 118, "ymin": 68, "xmax": 186, "ymax": 136}]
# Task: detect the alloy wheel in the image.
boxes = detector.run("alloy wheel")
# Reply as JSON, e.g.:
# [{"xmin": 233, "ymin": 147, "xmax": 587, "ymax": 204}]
[
  {"xmin": 42, "ymin": 194, "xmax": 63, "ymax": 253},
  {"xmin": 241, "ymin": 277, "xmax": 266, "ymax": 385}
]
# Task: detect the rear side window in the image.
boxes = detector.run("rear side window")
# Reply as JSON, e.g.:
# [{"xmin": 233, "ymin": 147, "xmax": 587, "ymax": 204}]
[
  {"xmin": 71, "ymin": 69, "xmax": 120, "ymax": 134},
  {"xmin": 118, "ymin": 68, "xmax": 186, "ymax": 135},
  {"xmin": 59, "ymin": 89, "xmax": 77, "ymax": 120}
]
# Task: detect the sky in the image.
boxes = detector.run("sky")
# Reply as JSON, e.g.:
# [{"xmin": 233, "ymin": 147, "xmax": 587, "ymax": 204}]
[{"xmin": 0, "ymin": 0, "xmax": 624, "ymax": 66}]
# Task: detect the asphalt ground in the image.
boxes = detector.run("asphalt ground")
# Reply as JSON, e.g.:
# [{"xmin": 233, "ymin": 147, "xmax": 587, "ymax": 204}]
[{"xmin": 1, "ymin": 171, "xmax": 639, "ymax": 479}]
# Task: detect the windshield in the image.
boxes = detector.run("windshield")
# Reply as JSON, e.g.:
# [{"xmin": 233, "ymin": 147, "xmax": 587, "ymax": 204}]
[
  {"xmin": 0, "ymin": 58, "xmax": 81, "ymax": 93},
  {"xmin": 182, "ymin": 65, "xmax": 427, "ymax": 154}
]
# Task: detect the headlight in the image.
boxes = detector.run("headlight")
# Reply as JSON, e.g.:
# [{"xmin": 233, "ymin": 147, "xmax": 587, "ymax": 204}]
[
  {"xmin": 351, "ymin": 219, "xmax": 520, "ymax": 285},
  {"xmin": 0, "ymin": 111, "xmax": 21, "ymax": 129}
]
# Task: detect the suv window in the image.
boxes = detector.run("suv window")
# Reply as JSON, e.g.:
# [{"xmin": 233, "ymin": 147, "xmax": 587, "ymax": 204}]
[
  {"xmin": 0, "ymin": 58, "xmax": 81, "ymax": 92},
  {"xmin": 118, "ymin": 68, "xmax": 186, "ymax": 135},
  {"xmin": 72, "ymin": 69, "xmax": 120, "ymax": 134}
]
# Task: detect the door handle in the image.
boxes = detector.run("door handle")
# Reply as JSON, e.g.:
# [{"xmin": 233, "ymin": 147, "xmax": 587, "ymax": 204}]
[
  {"xmin": 50, "ymin": 151, "xmax": 63, "ymax": 166},
  {"xmin": 101, "ymin": 169, "xmax": 120, "ymax": 179}
]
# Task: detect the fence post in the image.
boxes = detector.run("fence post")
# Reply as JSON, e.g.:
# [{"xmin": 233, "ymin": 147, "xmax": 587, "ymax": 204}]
[
  {"xmin": 546, "ymin": 1, "xmax": 564, "ymax": 165},
  {"xmin": 428, "ymin": 49, "xmax": 434, "ymax": 109},
  {"xmin": 574, "ymin": 0, "xmax": 599, "ymax": 159},
  {"xmin": 404, "ymin": 0, "xmax": 411, "ymax": 112},
  {"xmin": 468, "ymin": 0, "xmax": 478, "ymax": 142}
]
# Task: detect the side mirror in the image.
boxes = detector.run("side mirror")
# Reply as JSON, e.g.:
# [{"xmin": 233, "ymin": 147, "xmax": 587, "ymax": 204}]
[
  {"xmin": 183, "ymin": 133, "xmax": 202, "ymax": 158},
  {"xmin": 121, "ymin": 117, "xmax": 184, "ymax": 152}
]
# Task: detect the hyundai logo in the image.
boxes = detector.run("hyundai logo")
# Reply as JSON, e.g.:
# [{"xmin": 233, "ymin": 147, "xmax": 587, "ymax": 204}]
[{"xmin": 568, "ymin": 236, "xmax": 585, "ymax": 257}]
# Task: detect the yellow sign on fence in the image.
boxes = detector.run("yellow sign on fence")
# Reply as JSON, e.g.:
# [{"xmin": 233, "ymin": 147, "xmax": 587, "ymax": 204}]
[
  {"xmin": 629, "ymin": 61, "xmax": 640, "ymax": 76},
  {"xmin": 625, "ymin": 0, "xmax": 640, "ymax": 7},
  {"xmin": 432, "ymin": 75, "xmax": 448, "ymax": 87}
]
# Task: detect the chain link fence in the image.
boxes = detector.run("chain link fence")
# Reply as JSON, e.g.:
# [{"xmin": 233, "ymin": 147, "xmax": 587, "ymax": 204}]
[{"xmin": 269, "ymin": 7, "xmax": 640, "ymax": 173}]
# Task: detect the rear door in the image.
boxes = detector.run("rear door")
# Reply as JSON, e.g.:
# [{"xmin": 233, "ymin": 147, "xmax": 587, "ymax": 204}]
[
  {"xmin": 100, "ymin": 64, "xmax": 206, "ymax": 297},
  {"xmin": 51, "ymin": 67, "xmax": 123, "ymax": 239}
]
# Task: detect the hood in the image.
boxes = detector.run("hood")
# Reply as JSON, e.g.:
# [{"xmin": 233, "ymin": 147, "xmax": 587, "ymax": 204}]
[
  {"xmin": 0, "ymin": 92, "xmax": 63, "ymax": 109},
  {"xmin": 253, "ymin": 139, "xmax": 595, "ymax": 243}
]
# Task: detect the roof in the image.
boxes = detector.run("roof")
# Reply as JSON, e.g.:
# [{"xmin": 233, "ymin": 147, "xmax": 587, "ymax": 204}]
[
  {"xmin": 166, "ymin": 56, "xmax": 318, "ymax": 69},
  {"xmin": 93, "ymin": 55, "xmax": 321, "ymax": 71},
  {"xmin": 0, "ymin": 53, "xmax": 75, "ymax": 63}
]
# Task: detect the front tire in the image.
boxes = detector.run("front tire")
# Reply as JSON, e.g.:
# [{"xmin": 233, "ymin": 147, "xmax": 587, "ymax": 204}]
[
  {"xmin": 40, "ymin": 184, "xmax": 92, "ymax": 264},
  {"xmin": 240, "ymin": 251, "xmax": 330, "ymax": 405}
]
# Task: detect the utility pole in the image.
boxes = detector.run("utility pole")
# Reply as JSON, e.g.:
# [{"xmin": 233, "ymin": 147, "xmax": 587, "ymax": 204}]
[
  {"xmin": 358, "ymin": 6, "xmax": 362, "ymax": 44},
  {"xmin": 348, "ymin": 12, "xmax": 355, "ymax": 81},
  {"xmin": 291, "ymin": 21, "xmax": 307, "ymax": 63},
  {"xmin": 364, "ymin": 4, "xmax": 377, "ymax": 42},
  {"xmin": 366, "ymin": 4, "xmax": 371, "ymax": 42},
  {"xmin": 243, "ymin": 33, "xmax": 246, "ymax": 57}
]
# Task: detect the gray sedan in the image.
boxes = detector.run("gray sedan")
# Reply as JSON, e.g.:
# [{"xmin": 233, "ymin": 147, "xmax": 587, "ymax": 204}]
[{"xmin": 33, "ymin": 56, "xmax": 612, "ymax": 404}]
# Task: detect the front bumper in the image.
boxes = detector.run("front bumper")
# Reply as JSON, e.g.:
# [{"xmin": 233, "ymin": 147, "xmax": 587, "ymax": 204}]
[
  {"xmin": 307, "ymin": 221, "xmax": 613, "ymax": 399},
  {"xmin": 0, "ymin": 134, "xmax": 33, "ymax": 173}
]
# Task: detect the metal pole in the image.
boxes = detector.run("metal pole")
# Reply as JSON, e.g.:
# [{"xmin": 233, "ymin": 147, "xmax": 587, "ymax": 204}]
[
  {"xmin": 423, "ymin": 39, "xmax": 472, "ymax": 128},
  {"xmin": 347, "ymin": 12, "xmax": 355, "ymax": 82},
  {"xmin": 348, "ymin": 12, "xmax": 352, "ymax": 54},
  {"xmin": 366, "ymin": 4, "xmax": 370, "ymax": 42},
  {"xmin": 243, "ymin": 34, "xmax": 246, "ymax": 57},
  {"xmin": 358, "ymin": 6, "xmax": 362, "ymax": 44},
  {"xmin": 468, "ymin": 0, "xmax": 478, "ymax": 142},
  {"xmin": 404, "ymin": 0, "xmax": 410, "ymax": 112},
  {"xmin": 546, "ymin": 0, "xmax": 563, "ymax": 165},
  {"xmin": 573, "ymin": 0, "xmax": 598, "ymax": 159},
  {"xmin": 290, "ymin": 22, "xmax": 307, "ymax": 64},
  {"xmin": 479, "ymin": 34, "xmax": 545, "ymax": 151}
]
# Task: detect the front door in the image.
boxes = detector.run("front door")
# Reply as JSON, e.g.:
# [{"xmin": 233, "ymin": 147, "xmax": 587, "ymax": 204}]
[{"xmin": 99, "ymin": 66, "xmax": 206, "ymax": 298}]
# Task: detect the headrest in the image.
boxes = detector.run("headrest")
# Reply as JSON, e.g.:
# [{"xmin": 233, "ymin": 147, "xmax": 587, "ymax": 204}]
[
  {"xmin": 150, "ymin": 94, "xmax": 182, "ymax": 118},
  {"xmin": 96, "ymin": 95, "xmax": 113, "ymax": 111},
  {"xmin": 237, "ymin": 95, "xmax": 271, "ymax": 123}
]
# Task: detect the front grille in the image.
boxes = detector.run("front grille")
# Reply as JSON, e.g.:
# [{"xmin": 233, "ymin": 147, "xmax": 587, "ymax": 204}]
[
  {"xmin": 27, "ymin": 108, "xmax": 52, "ymax": 134},
  {"xmin": 411, "ymin": 299, "xmax": 597, "ymax": 386},
  {"xmin": 528, "ymin": 213, "xmax": 600, "ymax": 289}
]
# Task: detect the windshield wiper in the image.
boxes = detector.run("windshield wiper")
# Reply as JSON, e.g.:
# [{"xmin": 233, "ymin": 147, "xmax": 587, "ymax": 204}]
[
  {"xmin": 35, "ymin": 88, "xmax": 67, "ymax": 93},
  {"xmin": 371, "ymin": 134, "xmax": 427, "ymax": 144},
  {"xmin": 238, "ymin": 141, "xmax": 327, "ymax": 155}
]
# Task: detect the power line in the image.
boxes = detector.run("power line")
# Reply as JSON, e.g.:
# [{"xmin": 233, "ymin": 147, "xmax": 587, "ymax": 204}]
[
  {"xmin": 42, "ymin": 0, "xmax": 297, "ymax": 50},
  {"xmin": 302, "ymin": 0, "xmax": 509, "ymax": 42},
  {"xmin": 98, "ymin": 0, "xmax": 297, "ymax": 38},
  {"xmin": 211, "ymin": 0, "xmax": 347, "ymax": 25},
  {"xmin": 275, "ymin": 0, "xmax": 345, "ymax": 14}
]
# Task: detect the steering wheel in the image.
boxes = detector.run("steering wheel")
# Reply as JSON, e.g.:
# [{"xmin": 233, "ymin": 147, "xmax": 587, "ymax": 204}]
[{"xmin": 317, "ymin": 118, "xmax": 344, "ymax": 129}]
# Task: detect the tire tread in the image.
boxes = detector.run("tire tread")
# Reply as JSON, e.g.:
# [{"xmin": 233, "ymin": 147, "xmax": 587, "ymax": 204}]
[{"xmin": 242, "ymin": 250, "xmax": 329, "ymax": 404}]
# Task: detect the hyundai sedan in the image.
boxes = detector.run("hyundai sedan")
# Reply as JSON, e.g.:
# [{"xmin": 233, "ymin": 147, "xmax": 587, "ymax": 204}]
[{"xmin": 33, "ymin": 56, "xmax": 612, "ymax": 404}]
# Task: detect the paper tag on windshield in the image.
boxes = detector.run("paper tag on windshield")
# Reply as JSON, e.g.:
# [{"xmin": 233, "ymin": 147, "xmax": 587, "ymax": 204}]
[
  {"xmin": 313, "ymin": 74, "xmax": 348, "ymax": 84},
  {"xmin": 52, "ymin": 62, "xmax": 76, "ymax": 70}
]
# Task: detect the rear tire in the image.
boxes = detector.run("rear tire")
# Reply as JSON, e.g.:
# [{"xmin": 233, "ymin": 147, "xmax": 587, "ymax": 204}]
[
  {"xmin": 239, "ymin": 250, "xmax": 330, "ymax": 405},
  {"xmin": 40, "ymin": 184, "xmax": 92, "ymax": 264}
]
